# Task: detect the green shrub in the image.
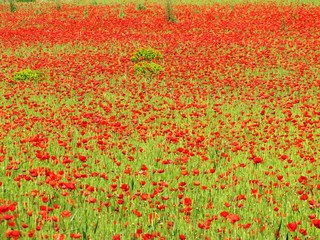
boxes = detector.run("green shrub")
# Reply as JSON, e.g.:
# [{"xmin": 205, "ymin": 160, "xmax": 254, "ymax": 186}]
[
  {"xmin": 133, "ymin": 61, "xmax": 163, "ymax": 77},
  {"xmin": 13, "ymin": 69, "xmax": 45, "ymax": 82},
  {"xmin": 9, "ymin": 0, "xmax": 17, "ymax": 13},
  {"xmin": 131, "ymin": 47, "xmax": 163, "ymax": 63},
  {"xmin": 119, "ymin": 1, "xmax": 125, "ymax": 19},
  {"xmin": 55, "ymin": 0, "xmax": 62, "ymax": 10},
  {"xmin": 16, "ymin": 0, "xmax": 35, "ymax": 2},
  {"xmin": 165, "ymin": 0, "xmax": 176, "ymax": 23},
  {"xmin": 131, "ymin": 47, "xmax": 164, "ymax": 79},
  {"xmin": 136, "ymin": 3, "xmax": 146, "ymax": 11}
]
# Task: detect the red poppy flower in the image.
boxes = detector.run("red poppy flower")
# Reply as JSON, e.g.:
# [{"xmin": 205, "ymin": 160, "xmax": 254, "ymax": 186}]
[
  {"xmin": 184, "ymin": 197, "xmax": 192, "ymax": 206},
  {"xmin": 220, "ymin": 211, "xmax": 229, "ymax": 218},
  {"xmin": 287, "ymin": 222, "xmax": 298, "ymax": 232},
  {"xmin": 253, "ymin": 157, "xmax": 263, "ymax": 164},
  {"xmin": 6, "ymin": 230, "xmax": 20, "ymax": 239},
  {"xmin": 70, "ymin": 233, "xmax": 81, "ymax": 239},
  {"xmin": 312, "ymin": 219, "xmax": 320, "ymax": 229},
  {"xmin": 112, "ymin": 234, "xmax": 121, "ymax": 240},
  {"xmin": 53, "ymin": 234, "xmax": 65, "ymax": 240},
  {"xmin": 228, "ymin": 214, "xmax": 240, "ymax": 224},
  {"xmin": 61, "ymin": 210, "xmax": 72, "ymax": 218}
]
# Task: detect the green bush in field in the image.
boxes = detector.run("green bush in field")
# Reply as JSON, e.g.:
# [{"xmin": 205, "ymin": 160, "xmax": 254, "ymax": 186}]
[
  {"xmin": 131, "ymin": 47, "xmax": 164, "ymax": 78},
  {"xmin": 16, "ymin": 0, "xmax": 35, "ymax": 2},
  {"xmin": 165, "ymin": 0, "xmax": 177, "ymax": 22},
  {"xmin": 133, "ymin": 61, "xmax": 163, "ymax": 77},
  {"xmin": 131, "ymin": 47, "xmax": 163, "ymax": 63},
  {"xmin": 13, "ymin": 69, "xmax": 45, "ymax": 82},
  {"xmin": 136, "ymin": 3, "xmax": 146, "ymax": 10},
  {"xmin": 9, "ymin": 0, "xmax": 17, "ymax": 13}
]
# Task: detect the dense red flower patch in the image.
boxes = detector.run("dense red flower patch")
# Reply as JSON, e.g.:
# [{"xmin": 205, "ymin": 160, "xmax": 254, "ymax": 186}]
[{"xmin": 0, "ymin": 2, "xmax": 319, "ymax": 239}]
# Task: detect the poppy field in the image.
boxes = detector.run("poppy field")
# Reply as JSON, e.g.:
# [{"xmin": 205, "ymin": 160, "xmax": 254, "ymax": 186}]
[{"xmin": 0, "ymin": 1, "xmax": 320, "ymax": 239}]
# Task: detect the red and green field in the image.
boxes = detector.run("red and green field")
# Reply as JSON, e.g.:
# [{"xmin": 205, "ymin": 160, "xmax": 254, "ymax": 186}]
[{"xmin": 0, "ymin": 0, "xmax": 320, "ymax": 239}]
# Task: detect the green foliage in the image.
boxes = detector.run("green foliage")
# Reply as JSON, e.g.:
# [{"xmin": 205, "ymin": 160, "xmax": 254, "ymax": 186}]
[
  {"xmin": 131, "ymin": 47, "xmax": 163, "ymax": 63},
  {"xmin": 119, "ymin": 1, "xmax": 125, "ymax": 18},
  {"xmin": 9, "ymin": 0, "xmax": 17, "ymax": 13},
  {"xmin": 136, "ymin": 2, "xmax": 146, "ymax": 10},
  {"xmin": 55, "ymin": 0, "xmax": 62, "ymax": 10},
  {"xmin": 13, "ymin": 69, "xmax": 45, "ymax": 82},
  {"xmin": 133, "ymin": 61, "xmax": 163, "ymax": 77},
  {"xmin": 165, "ymin": 0, "xmax": 177, "ymax": 23},
  {"xmin": 16, "ymin": 0, "xmax": 35, "ymax": 2},
  {"xmin": 84, "ymin": 6, "xmax": 88, "ymax": 17},
  {"xmin": 131, "ymin": 47, "xmax": 164, "ymax": 78}
]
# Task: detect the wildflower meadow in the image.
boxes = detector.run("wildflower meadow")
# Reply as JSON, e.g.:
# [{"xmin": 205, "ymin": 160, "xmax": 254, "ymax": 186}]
[{"xmin": 0, "ymin": 0, "xmax": 319, "ymax": 239}]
